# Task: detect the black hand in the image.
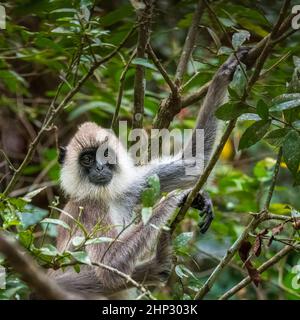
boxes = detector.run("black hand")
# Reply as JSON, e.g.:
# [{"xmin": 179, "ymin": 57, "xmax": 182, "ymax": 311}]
[{"xmin": 190, "ymin": 192, "xmax": 214, "ymax": 234}]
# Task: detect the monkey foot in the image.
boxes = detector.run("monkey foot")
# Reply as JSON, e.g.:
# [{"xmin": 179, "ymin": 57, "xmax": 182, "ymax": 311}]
[{"xmin": 191, "ymin": 192, "xmax": 214, "ymax": 234}]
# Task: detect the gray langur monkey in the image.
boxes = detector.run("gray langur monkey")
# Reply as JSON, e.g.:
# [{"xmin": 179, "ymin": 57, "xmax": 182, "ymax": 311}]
[{"xmin": 47, "ymin": 49, "xmax": 248, "ymax": 299}]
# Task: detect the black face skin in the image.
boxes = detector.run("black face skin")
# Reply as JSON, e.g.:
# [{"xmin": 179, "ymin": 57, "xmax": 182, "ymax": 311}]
[{"xmin": 78, "ymin": 147, "xmax": 116, "ymax": 186}]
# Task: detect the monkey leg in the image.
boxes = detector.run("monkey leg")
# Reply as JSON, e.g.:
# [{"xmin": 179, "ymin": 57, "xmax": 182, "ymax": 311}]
[
  {"xmin": 95, "ymin": 190, "xmax": 187, "ymax": 291},
  {"xmin": 132, "ymin": 231, "xmax": 173, "ymax": 285}
]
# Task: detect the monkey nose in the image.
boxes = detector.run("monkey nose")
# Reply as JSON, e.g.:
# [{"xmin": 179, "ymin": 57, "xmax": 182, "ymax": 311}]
[{"xmin": 96, "ymin": 164, "xmax": 104, "ymax": 172}]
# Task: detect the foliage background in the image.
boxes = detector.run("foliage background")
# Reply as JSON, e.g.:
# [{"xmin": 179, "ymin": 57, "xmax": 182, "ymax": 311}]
[{"xmin": 0, "ymin": 0, "xmax": 300, "ymax": 300}]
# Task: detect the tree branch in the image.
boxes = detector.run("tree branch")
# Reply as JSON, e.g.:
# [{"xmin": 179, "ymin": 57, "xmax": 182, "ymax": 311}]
[
  {"xmin": 219, "ymin": 244, "xmax": 297, "ymax": 300},
  {"xmin": 147, "ymin": 44, "xmax": 177, "ymax": 94},
  {"xmin": 152, "ymin": 0, "xmax": 205, "ymax": 129},
  {"xmin": 111, "ymin": 48, "xmax": 137, "ymax": 131},
  {"xmin": 132, "ymin": 0, "xmax": 154, "ymax": 129},
  {"xmin": 193, "ymin": 147, "xmax": 283, "ymax": 300},
  {"xmin": 264, "ymin": 147, "xmax": 283, "ymax": 210},
  {"xmin": 0, "ymin": 233, "xmax": 79, "ymax": 300},
  {"xmin": 180, "ymin": 81, "xmax": 210, "ymax": 108},
  {"xmin": 91, "ymin": 261, "xmax": 156, "ymax": 300},
  {"xmin": 175, "ymin": 0, "xmax": 205, "ymax": 84}
]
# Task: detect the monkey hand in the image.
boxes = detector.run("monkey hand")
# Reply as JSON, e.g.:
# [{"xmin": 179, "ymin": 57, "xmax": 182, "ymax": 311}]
[
  {"xmin": 217, "ymin": 47, "xmax": 249, "ymax": 81},
  {"xmin": 190, "ymin": 192, "xmax": 214, "ymax": 234}
]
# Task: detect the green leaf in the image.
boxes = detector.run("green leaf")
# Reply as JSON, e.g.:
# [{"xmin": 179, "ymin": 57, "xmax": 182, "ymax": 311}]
[
  {"xmin": 72, "ymin": 236, "xmax": 85, "ymax": 247},
  {"xmin": 173, "ymin": 232, "xmax": 193, "ymax": 251},
  {"xmin": 230, "ymin": 64, "xmax": 247, "ymax": 97},
  {"xmin": 232, "ymin": 30, "xmax": 250, "ymax": 50},
  {"xmin": 51, "ymin": 27, "xmax": 74, "ymax": 34},
  {"xmin": 132, "ymin": 58, "xmax": 157, "ymax": 71},
  {"xmin": 70, "ymin": 251, "xmax": 91, "ymax": 265},
  {"xmin": 228, "ymin": 87, "xmax": 240, "ymax": 100},
  {"xmin": 73, "ymin": 264, "xmax": 81, "ymax": 273},
  {"xmin": 272, "ymin": 93, "xmax": 300, "ymax": 104},
  {"xmin": 22, "ymin": 187, "xmax": 47, "ymax": 202},
  {"xmin": 256, "ymin": 100, "xmax": 269, "ymax": 120},
  {"xmin": 264, "ymin": 128, "xmax": 290, "ymax": 147},
  {"xmin": 68, "ymin": 101, "xmax": 114, "ymax": 120},
  {"xmin": 141, "ymin": 207, "xmax": 153, "ymax": 225},
  {"xmin": 218, "ymin": 46, "xmax": 233, "ymax": 56},
  {"xmin": 270, "ymin": 99, "xmax": 300, "ymax": 112},
  {"xmin": 175, "ymin": 265, "xmax": 189, "ymax": 279},
  {"xmin": 175, "ymin": 265, "xmax": 197, "ymax": 279},
  {"xmin": 294, "ymin": 172, "xmax": 300, "ymax": 186},
  {"xmin": 19, "ymin": 205, "xmax": 48, "ymax": 229},
  {"xmin": 18, "ymin": 230, "xmax": 34, "ymax": 248},
  {"xmin": 85, "ymin": 237, "xmax": 114, "ymax": 245},
  {"xmin": 147, "ymin": 174, "xmax": 160, "ymax": 198},
  {"xmin": 238, "ymin": 120, "xmax": 271, "ymax": 150},
  {"xmin": 142, "ymin": 174, "xmax": 160, "ymax": 207},
  {"xmin": 253, "ymin": 158, "xmax": 276, "ymax": 182},
  {"xmin": 39, "ymin": 244, "xmax": 59, "ymax": 257},
  {"xmin": 40, "ymin": 218, "xmax": 70, "ymax": 230},
  {"xmin": 215, "ymin": 102, "xmax": 251, "ymax": 120},
  {"xmin": 50, "ymin": 8, "xmax": 77, "ymax": 14},
  {"xmin": 282, "ymin": 130, "xmax": 300, "ymax": 175},
  {"xmin": 206, "ymin": 27, "xmax": 221, "ymax": 49},
  {"xmin": 100, "ymin": 4, "xmax": 133, "ymax": 27}
]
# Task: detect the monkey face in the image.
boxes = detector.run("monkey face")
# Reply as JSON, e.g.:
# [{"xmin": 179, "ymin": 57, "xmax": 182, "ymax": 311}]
[
  {"xmin": 59, "ymin": 122, "xmax": 136, "ymax": 201},
  {"xmin": 79, "ymin": 146, "xmax": 116, "ymax": 186}
]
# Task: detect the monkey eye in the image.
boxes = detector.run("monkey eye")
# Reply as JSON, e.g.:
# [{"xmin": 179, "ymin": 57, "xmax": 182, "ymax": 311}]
[
  {"xmin": 104, "ymin": 148, "xmax": 109, "ymax": 157},
  {"xmin": 80, "ymin": 153, "xmax": 94, "ymax": 167}
]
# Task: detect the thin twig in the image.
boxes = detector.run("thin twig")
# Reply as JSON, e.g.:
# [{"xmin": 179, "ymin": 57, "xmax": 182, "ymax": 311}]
[
  {"xmin": 91, "ymin": 261, "xmax": 156, "ymax": 300},
  {"xmin": 0, "ymin": 150, "xmax": 17, "ymax": 172},
  {"xmin": 219, "ymin": 244, "xmax": 296, "ymax": 300},
  {"xmin": 175, "ymin": 0, "xmax": 205, "ymax": 84},
  {"xmin": 264, "ymin": 148, "xmax": 283, "ymax": 210},
  {"xmin": 147, "ymin": 44, "xmax": 177, "ymax": 94},
  {"xmin": 111, "ymin": 48, "xmax": 137, "ymax": 131},
  {"xmin": 270, "ymin": 0, "xmax": 291, "ymax": 39}
]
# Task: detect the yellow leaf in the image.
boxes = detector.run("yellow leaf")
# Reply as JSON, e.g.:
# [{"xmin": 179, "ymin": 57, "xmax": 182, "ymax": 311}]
[{"xmin": 221, "ymin": 139, "xmax": 234, "ymax": 160}]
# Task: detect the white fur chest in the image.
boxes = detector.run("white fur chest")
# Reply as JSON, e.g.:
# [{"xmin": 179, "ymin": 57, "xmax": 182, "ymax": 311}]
[{"xmin": 108, "ymin": 202, "xmax": 133, "ymax": 234}]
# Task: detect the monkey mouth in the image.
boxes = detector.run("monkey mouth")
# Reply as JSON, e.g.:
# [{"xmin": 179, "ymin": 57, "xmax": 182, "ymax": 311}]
[{"xmin": 88, "ymin": 172, "xmax": 113, "ymax": 186}]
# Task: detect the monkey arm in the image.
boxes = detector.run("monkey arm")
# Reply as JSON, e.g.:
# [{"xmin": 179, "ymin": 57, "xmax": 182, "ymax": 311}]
[
  {"xmin": 136, "ymin": 49, "xmax": 250, "ymax": 194},
  {"xmin": 94, "ymin": 190, "xmax": 188, "ymax": 290},
  {"xmin": 131, "ymin": 231, "xmax": 173, "ymax": 285}
]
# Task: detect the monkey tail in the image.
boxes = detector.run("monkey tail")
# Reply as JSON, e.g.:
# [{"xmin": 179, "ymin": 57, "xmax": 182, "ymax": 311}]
[{"xmin": 187, "ymin": 48, "xmax": 249, "ymax": 164}]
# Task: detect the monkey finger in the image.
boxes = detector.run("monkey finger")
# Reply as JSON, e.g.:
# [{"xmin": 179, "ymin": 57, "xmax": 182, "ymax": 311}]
[{"xmin": 198, "ymin": 210, "xmax": 214, "ymax": 234}]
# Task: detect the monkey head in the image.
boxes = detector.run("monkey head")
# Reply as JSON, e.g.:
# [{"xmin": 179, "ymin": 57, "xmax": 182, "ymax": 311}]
[{"xmin": 59, "ymin": 122, "xmax": 136, "ymax": 201}]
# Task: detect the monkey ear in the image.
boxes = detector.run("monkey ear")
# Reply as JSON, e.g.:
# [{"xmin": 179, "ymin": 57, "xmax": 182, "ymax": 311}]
[{"xmin": 58, "ymin": 146, "xmax": 66, "ymax": 165}]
